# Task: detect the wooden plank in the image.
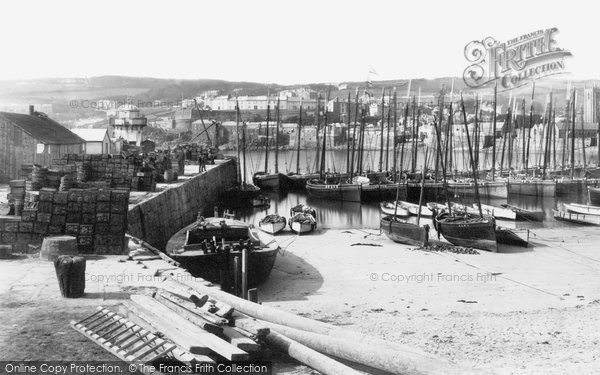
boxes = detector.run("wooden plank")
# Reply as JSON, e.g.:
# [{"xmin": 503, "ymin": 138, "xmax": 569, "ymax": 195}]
[
  {"xmin": 118, "ymin": 301, "xmax": 211, "ymax": 356},
  {"xmin": 128, "ymin": 295, "xmax": 249, "ymax": 361},
  {"xmin": 220, "ymin": 325, "xmax": 260, "ymax": 352},
  {"xmin": 154, "ymin": 292, "xmax": 223, "ymax": 335}
]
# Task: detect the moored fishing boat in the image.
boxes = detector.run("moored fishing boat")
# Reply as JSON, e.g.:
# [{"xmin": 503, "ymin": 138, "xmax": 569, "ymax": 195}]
[
  {"xmin": 563, "ymin": 202, "xmax": 600, "ymax": 216},
  {"xmin": 258, "ymin": 214, "xmax": 287, "ymax": 234},
  {"xmin": 395, "ymin": 201, "xmax": 433, "ymax": 217},
  {"xmin": 252, "ymin": 172, "xmax": 293, "ymax": 190},
  {"xmin": 500, "ymin": 204, "xmax": 544, "ymax": 221},
  {"xmin": 553, "ymin": 209, "xmax": 600, "ymax": 225},
  {"xmin": 168, "ymin": 216, "xmax": 279, "ymax": 287},
  {"xmin": 432, "ymin": 209, "xmax": 498, "ymax": 252},
  {"xmin": 380, "ymin": 215, "xmax": 429, "ymax": 246},
  {"xmin": 478, "ymin": 203, "xmax": 517, "ymax": 220},
  {"xmin": 379, "ymin": 202, "xmax": 409, "ymax": 217},
  {"xmin": 305, "ymin": 179, "xmax": 362, "ymax": 202}
]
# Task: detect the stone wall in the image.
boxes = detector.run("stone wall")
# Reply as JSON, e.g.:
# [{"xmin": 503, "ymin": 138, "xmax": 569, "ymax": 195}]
[{"xmin": 127, "ymin": 159, "xmax": 238, "ymax": 251}]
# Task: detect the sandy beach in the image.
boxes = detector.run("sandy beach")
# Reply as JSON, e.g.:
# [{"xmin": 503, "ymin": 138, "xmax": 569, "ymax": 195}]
[
  {"xmin": 256, "ymin": 226, "xmax": 600, "ymax": 374},
  {"xmin": 1, "ymin": 223, "xmax": 599, "ymax": 374}
]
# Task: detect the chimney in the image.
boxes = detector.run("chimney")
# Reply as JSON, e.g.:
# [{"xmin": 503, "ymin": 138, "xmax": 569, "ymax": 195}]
[{"xmin": 29, "ymin": 105, "xmax": 34, "ymax": 115}]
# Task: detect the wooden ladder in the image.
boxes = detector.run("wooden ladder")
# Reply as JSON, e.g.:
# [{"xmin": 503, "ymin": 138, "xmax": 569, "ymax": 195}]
[{"xmin": 71, "ymin": 306, "xmax": 176, "ymax": 364}]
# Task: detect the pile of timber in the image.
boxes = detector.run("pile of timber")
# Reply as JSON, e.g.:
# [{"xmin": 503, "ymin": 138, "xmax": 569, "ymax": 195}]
[{"xmin": 104, "ymin": 235, "xmax": 484, "ymax": 375}]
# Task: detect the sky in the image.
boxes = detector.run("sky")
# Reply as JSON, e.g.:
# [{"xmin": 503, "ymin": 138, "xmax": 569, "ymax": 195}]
[{"xmin": 0, "ymin": 0, "xmax": 596, "ymax": 84}]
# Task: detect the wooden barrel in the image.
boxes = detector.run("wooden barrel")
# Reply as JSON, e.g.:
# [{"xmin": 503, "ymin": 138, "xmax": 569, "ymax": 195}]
[
  {"xmin": 53, "ymin": 255, "xmax": 86, "ymax": 298},
  {"xmin": 13, "ymin": 199, "xmax": 24, "ymax": 216},
  {"xmin": 40, "ymin": 236, "xmax": 78, "ymax": 261}
]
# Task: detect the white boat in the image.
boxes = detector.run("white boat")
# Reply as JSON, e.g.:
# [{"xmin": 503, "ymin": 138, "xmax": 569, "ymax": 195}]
[
  {"xmin": 386, "ymin": 201, "xmax": 433, "ymax": 217},
  {"xmin": 478, "ymin": 203, "xmax": 517, "ymax": 220},
  {"xmin": 289, "ymin": 213, "xmax": 317, "ymax": 234},
  {"xmin": 553, "ymin": 209, "xmax": 600, "ymax": 225},
  {"xmin": 379, "ymin": 202, "xmax": 410, "ymax": 217},
  {"xmin": 258, "ymin": 214, "xmax": 287, "ymax": 234},
  {"xmin": 563, "ymin": 203, "xmax": 600, "ymax": 216}
]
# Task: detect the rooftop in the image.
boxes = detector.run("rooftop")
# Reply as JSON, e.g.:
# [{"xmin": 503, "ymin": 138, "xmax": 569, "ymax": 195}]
[
  {"xmin": 0, "ymin": 112, "xmax": 84, "ymax": 145},
  {"xmin": 71, "ymin": 128, "xmax": 109, "ymax": 142}
]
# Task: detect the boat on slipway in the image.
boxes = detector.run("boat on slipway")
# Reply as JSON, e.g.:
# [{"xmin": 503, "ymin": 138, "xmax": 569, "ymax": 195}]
[{"xmin": 167, "ymin": 216, "xmax": 279, "ymax": 287}]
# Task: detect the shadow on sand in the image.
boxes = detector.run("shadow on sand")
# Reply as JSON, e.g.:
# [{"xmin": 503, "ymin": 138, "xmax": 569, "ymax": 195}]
[{"xmin": 258, "ymin": 248, "xmax": 324, "ymax": 303}]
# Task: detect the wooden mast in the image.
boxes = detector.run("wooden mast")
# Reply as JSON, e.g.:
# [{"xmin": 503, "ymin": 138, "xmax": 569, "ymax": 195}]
[
  {"xmin": 491, "ymin": 84, "xmax": 497, "ymax": 181},
  {"xmin": 274, "ymin": 95, "xmax": 280, "ymax": 174},
  {"xmin": 264, "ymin": 88, "xmax": 270, "ymax": 173},
  {"xmin": 525, "ymin": 83, "xmax": 535, "ymax": 175},
  {"xmin": 349, "ymin": 89, "xmax": 359, "ymax": 181},
  {"xmin": 400, "ymin": 101, "xmax": 409, "ymax": 181},
  {"xmin": 315, "ymin": 94, "xmax": 321, "ymax": 173},
  {"xmin": 385, "ymin": 89, "xmax": 392, "ymax": 172},
  {"xmin": 460, "ymin": 94, "xmax": 483, "ymax": 217},
  {"xmin": 235, "ymin": 98, "xmax": 241, "ymax": 184},
  {"xmin": 379, "ymin": 88, "xmax": 386, "ymax": 172},
  {"xmin": 392, "ymin": 89, "xmax": 398, "ymax": 181},
  {"xmin": 411, "ymin": 96, "xmax": 417, "ymax": 173},
  {"xmin": 346, "ymin": 91, "xmax": 352, "ymax": 174},
  {"xmin": 571, "ymin": 89, "xmax": 576, "ymax": 179},
  {"xmin": 295, "ymin": 98, "xmax": 303, "ymax": 174},
  {"xmin": 319, "ymin": 88, "xmax": 330, "ymax": 180}
]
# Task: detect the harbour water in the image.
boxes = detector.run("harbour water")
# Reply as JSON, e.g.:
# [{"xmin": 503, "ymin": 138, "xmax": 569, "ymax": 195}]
[{"xmin": 223, "ymin": 150, "xmax": 590, "ymax": 231}]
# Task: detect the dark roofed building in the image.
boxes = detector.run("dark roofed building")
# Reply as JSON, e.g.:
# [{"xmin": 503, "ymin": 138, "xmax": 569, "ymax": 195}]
[{"xmin": 0, "ymin": 106, "xmax": 84, "ymax": 181}]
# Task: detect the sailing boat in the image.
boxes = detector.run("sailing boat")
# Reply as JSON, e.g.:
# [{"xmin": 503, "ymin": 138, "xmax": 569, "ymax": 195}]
[
  {"xmin": 381, "ymin": 161, "xmax": 429, "ymax": 246},
  {"xmin": 224, "ymin": 98, "xmax": 262, "ymax": 205},
  {"xmin": 305, "ymin": 89, "xmax": 363, "ymax": 202},
  {"xmin": 432, "ymin": 94, "xmax": 497, "ymax": 252},
  {"xmin": 252, "ymin": 94, "xmax": 293, "ymax": 190}
]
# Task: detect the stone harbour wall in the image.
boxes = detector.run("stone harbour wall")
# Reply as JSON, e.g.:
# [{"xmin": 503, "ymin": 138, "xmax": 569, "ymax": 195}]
[{"xmin": 127, "ymin": 159, "xmax": 238, "ymax": 251}]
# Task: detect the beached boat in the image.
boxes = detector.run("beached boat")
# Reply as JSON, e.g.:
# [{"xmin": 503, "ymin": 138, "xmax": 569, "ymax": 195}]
[
  {"xmin": 563, "ymin": 202, "xmax": 600, "ymax": 216},
  {"xmin": 432, "ymin": 209, "xmax": 497, "ymax": 252},
  {"xmin": 258, "ymin": 214, "xmax": 287, "ymax": 234},
  {"xmin": 478, "ymin": 203, "xmax": 517, "ymax": 220},
  {"xmin": 382, "ymin": 201, "xmax": 432, "ymax": 217},
  {"xmin": 500, "ymin": 204, "xmax": 544, "ymax": 221},
  {"xmin": 380, "ymin": 216, "xmax": 429, "ymax": 246},
  {"xmin": 168, "ymin": 217, "xmax": 279, "ymax": 287},
  {"xmin": 379, "ymin": 202, "xmax": 410, "ymax": 217},
  {"xmin": 289, "ymin": 204, "xmax": 317, "ymax": 234},
  {"xmin": 495, "ymin": 227, "xmax": 529, "ymax": 247},
  {"xmin": 289, "ymin": 213, "xmax": 317, "ymax": 234},
  {"xmin": 553, "ymin": 209, "xmax": 600, "ymax": 225}
]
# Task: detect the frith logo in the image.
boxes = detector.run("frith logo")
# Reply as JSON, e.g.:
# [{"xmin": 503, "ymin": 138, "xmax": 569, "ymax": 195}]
[{"xmin": 463, "ymin": 28, "xmax": 572, "ymax": 90}]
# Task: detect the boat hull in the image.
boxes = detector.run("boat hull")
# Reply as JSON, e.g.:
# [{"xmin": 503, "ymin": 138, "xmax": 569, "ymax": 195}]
[
  {"xmin": 259, "ymin": 221, "xmax": 286, "ymax": 234},
  {"xmin": 290, "ymin": 221, "xmax": 315, "ymax": 234},
  {"xmin": 252, "ymin": 172, "xmax": 294, "ymax": 190},
  {"xmin": 507, "ymin": 180, "xmax": 555, "ymax": 197},
  {"xmin": 171, "ymin": 248, "xmax": 278, "ymax": 287},
  {"xmin": 553, "ymin": 209, "xmax": 600, "ymax": 225},
  {"xmin": 435, "ymin": 217, "xmax": 497, "ymax": 251},
  {"xmin": 380, "ymin": 216, "xmax": 428, "ymax": 246},
  {"xmin": 306, "ymin": 181, "xmax": 362, "ymax": 202},
  {"xmin": 379, "ymin": 202, "xmax": 410, "ymax": 217},
  {"xmin": 563, "ymin": 202, "xmax": 600, "ymax": 216},
  {"xmin": 448, "ymin": 181, "xmax": 508, "ymax": 199}
]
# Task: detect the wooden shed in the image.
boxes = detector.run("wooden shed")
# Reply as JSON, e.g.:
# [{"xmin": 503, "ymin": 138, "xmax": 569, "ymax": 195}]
[{"xmin": 0, "ymin": 106, "xmax": 84, "ymax": 182}]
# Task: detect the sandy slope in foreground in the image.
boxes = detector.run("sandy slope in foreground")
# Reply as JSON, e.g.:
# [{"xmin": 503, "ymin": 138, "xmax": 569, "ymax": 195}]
[{"xmin": 259, "ymin": 226, "xmax": 600, "ymax": 374}]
